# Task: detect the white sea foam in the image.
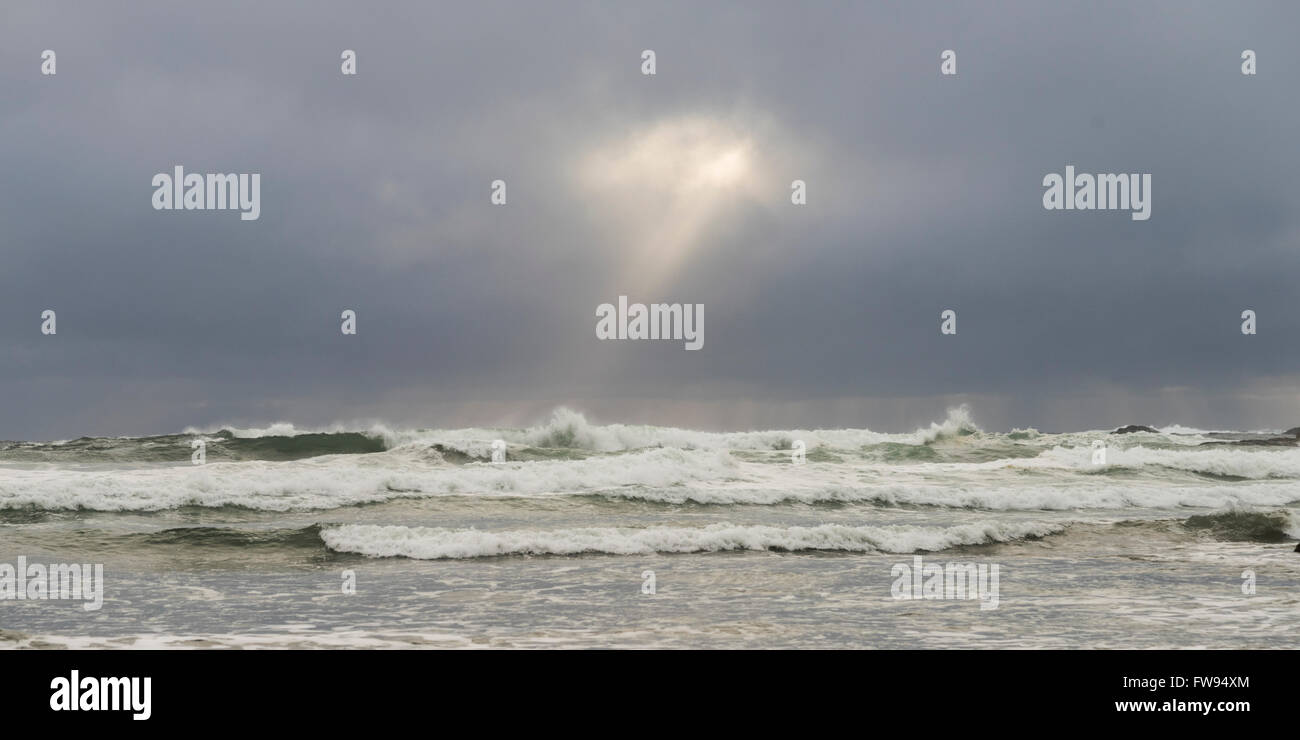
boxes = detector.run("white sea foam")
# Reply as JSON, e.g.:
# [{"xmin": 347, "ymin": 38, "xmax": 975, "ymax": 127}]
[
  {"xmin": 319, "ymin": 519, "xmax": 1068, "ymax": 559},
  {"xmin": 181, "ymin": 406, "xmax": 983, "ymax": 454},
  {"xmin": 1028, "ymin": 444, "xmax": 1300, "ymax": 479},
  {"xmin": 1284, "ymin": 509, "xmax": 1300, "ymax": 539},
  {"xmin": 0, "ymin": 447, "xmax": 738, "ymax": 512},
  {"xmin": 120, "ymin": 407, "xmax": 1295, "ymax": 462},
  {"xmin": 503, "ymin": 405, "xmax": 980, "ymax": 451},
  {"xmin": 8, "ymin": 407, "xmax": 1299, "ymax": 514},
  {"xmin": 584, "ymin": 480, "xmax": 1300, "ymax": 510},
  {"xmin": 182, "ymin": 421, "xmax": 344, "ymax": 438},
  {"xmin": 5, "ymin": 438, "xmax": 1300, "ymax": 512},
  {"xmin": 1157, "ymin": 424, "xmax": 1284, "ymax": 436}
]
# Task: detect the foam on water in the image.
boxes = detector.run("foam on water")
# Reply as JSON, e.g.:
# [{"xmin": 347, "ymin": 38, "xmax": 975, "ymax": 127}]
[
  {"xmin": 4, "ymin": 406, "xmax": 1299, "ymax": 649},
  {"xmin": 0, "ymin": 446, "xmax": 739, "ymax": 512},
  {"xmin": 319, "ymin": 519, "xmax": 1067, "ymax": 559}
]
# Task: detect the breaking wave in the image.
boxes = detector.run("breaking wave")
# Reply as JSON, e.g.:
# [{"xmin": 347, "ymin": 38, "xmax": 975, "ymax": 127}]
[
  {"xmin": 319, "ymin": 519, "xmax": 1067, "ymax": 559},
  {"xmin": 1182, "ymin": 508, "xmax": 1300, "ymax": 542}
]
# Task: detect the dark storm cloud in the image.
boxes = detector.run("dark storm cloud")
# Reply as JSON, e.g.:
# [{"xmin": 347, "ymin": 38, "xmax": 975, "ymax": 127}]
[{"xmin": 2, "ymin": 0, "xmax": 1298, "ymax": 438}]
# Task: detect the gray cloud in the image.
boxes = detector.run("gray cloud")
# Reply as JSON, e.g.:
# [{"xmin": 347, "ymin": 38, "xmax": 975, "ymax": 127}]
[{"xmin": 2, "ymin": 0, "xmax": 1298, "ymax": 438}]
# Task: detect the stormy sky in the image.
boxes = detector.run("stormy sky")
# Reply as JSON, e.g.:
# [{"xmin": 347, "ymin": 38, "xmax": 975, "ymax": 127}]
[{"xmin": 2, "ymin": 1, "xmax": 1298, "ymax": 439}]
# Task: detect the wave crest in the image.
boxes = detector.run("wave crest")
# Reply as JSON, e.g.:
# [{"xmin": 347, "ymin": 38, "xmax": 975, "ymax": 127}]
[{"xmin": 319, "ymin": 520, "xmax": 1065, "ymax": 559}]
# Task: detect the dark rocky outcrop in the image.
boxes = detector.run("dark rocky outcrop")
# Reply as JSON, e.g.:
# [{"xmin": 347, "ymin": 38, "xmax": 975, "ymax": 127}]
[
  {"xmin": 1111, "ymin": 425, "xmax": 1159, "ymax": 434},
  {"xmin": 1284, "ymin": 427, "xmax": 1300, "ymax": 437}
]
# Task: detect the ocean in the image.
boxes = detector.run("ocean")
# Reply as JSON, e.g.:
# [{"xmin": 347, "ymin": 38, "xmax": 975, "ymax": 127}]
[{"xmin": 2, "ymin": 407, "xmax": 1297, "ymax": 649}]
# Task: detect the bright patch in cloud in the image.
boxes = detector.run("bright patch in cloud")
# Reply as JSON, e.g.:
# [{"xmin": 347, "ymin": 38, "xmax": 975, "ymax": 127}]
[{"xmin": 576, "ymin": 115, "xmax": 774, "ymax": 291}]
